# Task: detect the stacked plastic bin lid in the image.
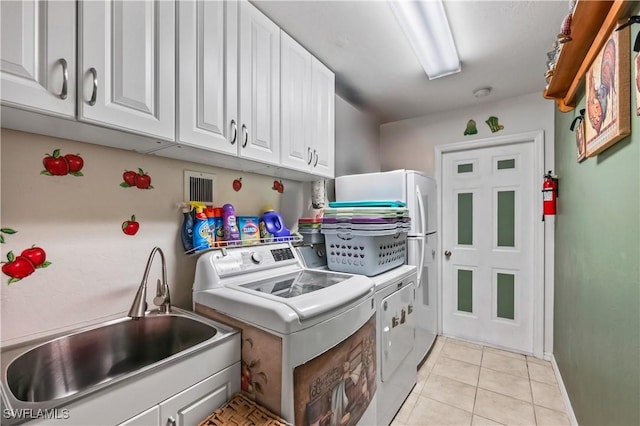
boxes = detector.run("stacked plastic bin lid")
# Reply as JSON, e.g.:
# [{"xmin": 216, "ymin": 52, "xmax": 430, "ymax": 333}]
[
  {"xmin": 298, "ymin": 217, "xmax": 324, "ymax": 244},
  {"xmin": 321, "ymin": 201, "xmax": 411, "ymax": 233}
]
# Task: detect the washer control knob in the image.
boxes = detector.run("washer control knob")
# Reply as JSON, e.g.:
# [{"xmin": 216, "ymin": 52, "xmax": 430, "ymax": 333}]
[{"xmin": 251, "ymin": 252, "xmax": 263, "ymax": 264}]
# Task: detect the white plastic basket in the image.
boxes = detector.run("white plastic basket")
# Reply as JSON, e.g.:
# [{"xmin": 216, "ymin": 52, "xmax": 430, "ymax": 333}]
[{"xmin": 323, "ymin": 229, "xmax": 407, "ymax": 276}]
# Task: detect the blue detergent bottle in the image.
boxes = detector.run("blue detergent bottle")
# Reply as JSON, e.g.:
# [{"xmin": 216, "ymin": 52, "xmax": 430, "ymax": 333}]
[
  {"xmin": 192, "ymin": 207, "xmax": 212, "ymax": 251},
  {"xmin": 180, "ymin": 206, "xmax": 194, "ymax": 252},
  {"xmin": 261, "ymin": 210, "xmax": 291, "ymax": 241}
]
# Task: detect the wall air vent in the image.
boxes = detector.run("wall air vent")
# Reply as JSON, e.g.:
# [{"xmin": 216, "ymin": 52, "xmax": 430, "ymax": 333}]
[{"xmin": 184, "ymin": 170, "xmax": 215, "ymax": 204}]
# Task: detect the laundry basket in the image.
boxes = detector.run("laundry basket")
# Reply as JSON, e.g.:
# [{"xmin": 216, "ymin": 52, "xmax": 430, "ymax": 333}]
[
  {"xmin": 198, "ymin": 392, "xmax": 291, "ymax": 426},
  {"xmin": 323, "ymin": 228, "xmax": 407, "ymax": 276}
]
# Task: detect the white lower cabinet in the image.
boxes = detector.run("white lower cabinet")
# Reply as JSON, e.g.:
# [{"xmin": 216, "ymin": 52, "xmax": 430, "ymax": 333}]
[
  {"xmin": 118, "ymin": 406, "xmax": 159, "ymax": 426},
  {"xmin": 157, "ymin": 367, "xmax": 237, "ymax": 426},
  {"xmin": 118, "ymin": 364, "xmax": 240, "ymax": 426}
]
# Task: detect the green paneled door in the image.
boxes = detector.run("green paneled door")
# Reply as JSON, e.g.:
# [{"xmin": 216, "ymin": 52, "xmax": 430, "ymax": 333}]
[
  {"xmin": 458, "ymin": 163, "xmax": 474, "ymax": 173},
  {"xmin": 457, "ymin": 269, "xmax": 473, "ymax": 313},
  {"xmin": 497, "ymin": 273, "xmax": 515, "ymax": 320},
  {"xmin": 497, "ymin": 190, "xmax": 515, "ymax": 247},
  {"xmin": 497, "ymin": 159, "xmax": 516, "ymax": 170},
  {"xmin": 458, "ymin": 192, "xmax": 473, "ymax": 245},
  {"xmin": 441, "ymin": 133, "xmax": 538, "ymax": 354}
]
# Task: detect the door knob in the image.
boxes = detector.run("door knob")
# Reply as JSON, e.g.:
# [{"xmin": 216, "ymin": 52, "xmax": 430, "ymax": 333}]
[{"xmin": 444, "ymin": 250, "xmax": 452, "ymax": 258}]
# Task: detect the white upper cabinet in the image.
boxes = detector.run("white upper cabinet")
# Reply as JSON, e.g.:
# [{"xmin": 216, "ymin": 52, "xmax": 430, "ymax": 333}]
[
  {"xmin": 280, "ymin": 31, "xmax": 335, "ymax": 178},
  {"xmin": 78, "ymin": 0, "xmax": 175, "ymax": 140},
  {"xmin": 280, "ymin": 32, "xmax": 312, "ymax": 172},
  {"xmin": 0, "ymin": 0, "xmax": 76, "ymax": 118},
  {"xmin": 177, "ymin": 0, "xmax": 238, "ymax": 154},
  {"xmin": 238, "ymin": 1, "xmax": 280, "ymax": 165},
  {"xmin": 310, "ymin": 58, "xmax": 335, "ymax": 178}
]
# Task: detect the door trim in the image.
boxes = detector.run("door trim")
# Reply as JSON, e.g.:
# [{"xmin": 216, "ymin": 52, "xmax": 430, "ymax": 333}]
[{"xmin": 435, "ymin": 130, "xmax": 545, "ymax": 357}]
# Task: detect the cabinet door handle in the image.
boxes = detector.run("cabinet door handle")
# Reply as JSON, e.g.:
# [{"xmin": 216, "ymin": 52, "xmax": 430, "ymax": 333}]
[
  {"xmin": 230, "ymin": 120, "xmax": 237, "ymax": 145},
  {"xmin": 313, "ymin": 149, "xmax": 319, "ymax": 167},
  {"xmin": 88, "ymin": 67, "xmax": 98, "ymax": 106},
  {"xmin": 167, "ymin": 416, "xmax": 176, "ymax": 426},
  {"xmin": 59, "ymin": 58, "xmax": 68, "ymax": 100},
  {"xmin": 307, "ymin": 147, "xmax": 313, "ymax": 165},
  {"xmin": 241, "ymin": 124, "xmax": 248, "ymax": 148}
]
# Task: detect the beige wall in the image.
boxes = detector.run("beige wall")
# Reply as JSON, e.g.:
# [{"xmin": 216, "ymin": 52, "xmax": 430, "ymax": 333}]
[
  {"xmin": 334, "ymin": 95, "xmax": 381, "ymax": 177},
  {"xmin": 380, "ymin": 92, "xmax": 555, "ymax": 175},
  {"xmin": 0, "ymin": 129, "xmax": 304, "ymax": 344}
]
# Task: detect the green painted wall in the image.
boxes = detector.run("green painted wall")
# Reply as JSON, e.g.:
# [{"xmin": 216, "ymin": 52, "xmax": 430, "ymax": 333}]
[{"xmin": 553, "ymin": 16, "xmax": 640, "ymax": 426}]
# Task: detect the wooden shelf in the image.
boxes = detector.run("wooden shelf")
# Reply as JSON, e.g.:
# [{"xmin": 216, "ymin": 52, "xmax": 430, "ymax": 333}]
[{"xmin": 543, "ymin": 0, "xmax": 630, "ymax": 112}]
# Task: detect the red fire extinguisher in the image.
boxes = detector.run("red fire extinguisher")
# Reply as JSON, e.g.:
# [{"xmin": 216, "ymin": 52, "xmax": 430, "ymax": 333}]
[{"xmin": 542, "ymin": 171, "xmax": 558, "ymax": 217}]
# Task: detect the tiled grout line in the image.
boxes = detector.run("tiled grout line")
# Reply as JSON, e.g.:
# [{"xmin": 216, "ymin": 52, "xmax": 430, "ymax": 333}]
[{"xmin": 526, "ymin": 354, "xmax": 539, "ymax": 425}]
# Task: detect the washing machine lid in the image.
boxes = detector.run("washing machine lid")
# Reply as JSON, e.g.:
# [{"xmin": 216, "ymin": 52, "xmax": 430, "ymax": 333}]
[
  {"xmin": 194, "ymin": 270, "xmax": 374, "ymax": 334},
  {"xmin": 228, "ymin": 269, "xmax": 371, "ymax": 320},
  {"xmin": 238, "ymin": 270, "xmax": 347, "ymax": 298}
]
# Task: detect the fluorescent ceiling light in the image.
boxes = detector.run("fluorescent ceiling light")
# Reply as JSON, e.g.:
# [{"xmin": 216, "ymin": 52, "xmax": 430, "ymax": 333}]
[{"xmin": 389, "ymin": 0, "xmax": 461, "ymax": 80}]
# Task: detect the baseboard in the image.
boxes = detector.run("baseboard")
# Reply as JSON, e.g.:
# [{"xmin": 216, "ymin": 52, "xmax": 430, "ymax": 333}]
[{"xmin": 549, "ymin": 354, "xmax": 579, "ymax": 426}]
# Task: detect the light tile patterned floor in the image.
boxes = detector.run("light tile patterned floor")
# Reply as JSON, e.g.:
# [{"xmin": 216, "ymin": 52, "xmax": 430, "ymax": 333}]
[{"xmin": 391, "ymin": 337, "xmax": 571, "ymax": 426}]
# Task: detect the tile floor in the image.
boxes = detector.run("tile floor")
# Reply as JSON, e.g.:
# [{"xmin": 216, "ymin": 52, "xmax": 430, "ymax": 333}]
[{"xmin": 391, "ymin": 336, "xmax": 572, "ymax": 426}]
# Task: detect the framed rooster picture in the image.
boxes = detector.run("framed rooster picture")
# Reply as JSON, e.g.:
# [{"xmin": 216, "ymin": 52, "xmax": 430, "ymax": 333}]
[{"xmin": 585, "ymin": 24, "xmax": 631, "ymax": 157}]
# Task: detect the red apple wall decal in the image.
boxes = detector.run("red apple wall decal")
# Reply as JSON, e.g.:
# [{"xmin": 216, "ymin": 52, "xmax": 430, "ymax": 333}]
[
  {"xmin": 122, "ymin": 215, "xmax": 140, "ymax": 236},
  {"xmin": 272, "ymin": 180, "xmax": 284, "ymax": 193},
  {"xmin": 1, "ymin": 246, "xmax": 52, "ymax": 284},
  {"xmin": 233, "ymin": 178, "xmax": 242, "ymax": 192},
  {"xmin": 41, "ymin": 149, "xmax": 84, "ymax": 176},
  {"xmin": 121, "ymin": 168, "xmax": 153, "ymax": 189}
]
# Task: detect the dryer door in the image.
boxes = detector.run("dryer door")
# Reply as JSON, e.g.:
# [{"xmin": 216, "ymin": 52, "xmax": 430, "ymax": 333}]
[{"xmin": 380, "ymin": 283, "xmax": 416, "ymax": 382}]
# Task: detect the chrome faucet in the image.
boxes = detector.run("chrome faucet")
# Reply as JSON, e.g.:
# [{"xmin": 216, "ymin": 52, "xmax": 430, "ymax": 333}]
[{"xmin": 128, "ymin": 247, "xmax": 171, "ymax": 319}]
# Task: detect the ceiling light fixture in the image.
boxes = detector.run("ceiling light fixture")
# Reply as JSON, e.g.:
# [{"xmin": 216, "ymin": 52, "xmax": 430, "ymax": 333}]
[
  {"xmin": 473, "ymin": 87, "xmax": 492, "ymax": 98},
  {"xmin": 389, "ymin": 0, "xmax": 461, "ymax": 80}
]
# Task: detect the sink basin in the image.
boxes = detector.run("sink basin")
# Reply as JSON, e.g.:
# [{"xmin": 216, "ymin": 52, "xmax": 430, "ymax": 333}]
[{"xmin": 1, "ymin": 309, "xmax": 224, "ymax": 407}]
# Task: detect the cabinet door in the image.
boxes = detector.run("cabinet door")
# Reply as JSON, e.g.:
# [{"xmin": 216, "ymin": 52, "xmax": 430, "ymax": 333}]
[
  {"xmin": 177, "ymin": 0, "xmax": 238, "ymax": 154},
  {"xmin": 0, "ymin": 0, "xmax": 75, "ymax": 118},
  {"xmin": 118, "ymin": 405, "xmax": 160, "ymax": 426},
  {"xmin": 280, "ymin": 31, "xmax": 312, "ymax": 173},
  {"xmin": 238, "ymin": 1, "xmax": 280, "ymax": 165},
  {"xmin": 78, "ymin": 0, "xmax": 175, "ymax": 140},
  {"xmin": 159, "ymin": 363, "xmax": 240, "ymax": 426},
  {"xmin": 310, "ymin": 58, "xmax": 335, "ymax": 178}
]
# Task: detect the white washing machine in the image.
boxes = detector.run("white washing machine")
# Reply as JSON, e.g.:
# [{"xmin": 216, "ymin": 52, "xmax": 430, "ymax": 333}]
[
  {"xmin": 371, "ymin": 265, "xmax": 417, "ymax": 426},
  {"xmin": 192, "ymin": 243, "xmax": 377, "ymax": 426}
]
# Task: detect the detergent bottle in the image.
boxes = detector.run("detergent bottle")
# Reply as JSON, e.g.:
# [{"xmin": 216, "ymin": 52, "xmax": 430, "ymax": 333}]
[
  {"xmin": 213, "ymin": 207, "xmax": 224, "ymax": 247},
  {"xmin": 180, "ymin": 205, "xmax": 194, "ymax": 252},
  {"xmin": 260, "ymin": 210, "xmax": 291, "ymax": 241},
  {"xmin": 204, "ymin": 206, "xmax": 216, "ymax": 246},
  {"xmin": 192, "ymin": 206, "xmax": 212, "ymax": 251},
  {"xmin": 222, "ymin": 203, "xmax": 241, "ymax": 245}
]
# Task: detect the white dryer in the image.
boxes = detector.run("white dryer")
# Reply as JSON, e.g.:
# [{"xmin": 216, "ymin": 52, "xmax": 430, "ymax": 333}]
[
  {"xmin": 192, "ymin": 243, "xmax": 377, "ymax": 426},
  {"xmin": 371, "ymin": 265, "xmax": 417, "ymax": 426}
]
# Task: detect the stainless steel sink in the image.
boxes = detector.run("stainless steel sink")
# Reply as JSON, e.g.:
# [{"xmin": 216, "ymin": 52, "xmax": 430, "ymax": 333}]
[{"xmin": 1, "ymin": 308, "xmax": 232, "ymax": 412}]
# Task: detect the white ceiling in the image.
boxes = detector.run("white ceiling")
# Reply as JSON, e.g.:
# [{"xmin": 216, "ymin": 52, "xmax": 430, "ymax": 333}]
[{"xmin": 251, "ymin": 0, "xmax": 571, "ymax": 124}]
